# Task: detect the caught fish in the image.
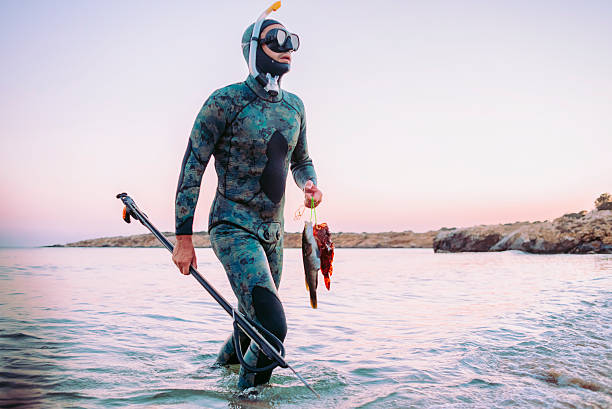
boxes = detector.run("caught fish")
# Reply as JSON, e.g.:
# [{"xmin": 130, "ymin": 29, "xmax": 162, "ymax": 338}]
[
  {"xmin": 302, "ymin": 221, "xmax": 336, "ymax": 308},
  {"xmin": 313, "ymin": 223, "xmax": 334, "ymax": 290},
  {"xmin": 302, "ymin": 221, "xmax": 320, "ymax": 308}
]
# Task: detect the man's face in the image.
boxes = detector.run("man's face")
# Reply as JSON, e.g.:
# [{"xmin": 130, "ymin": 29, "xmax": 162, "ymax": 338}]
[{"xmin": 260, "ymin": 24, "xmax": 293, "ymax": 65}]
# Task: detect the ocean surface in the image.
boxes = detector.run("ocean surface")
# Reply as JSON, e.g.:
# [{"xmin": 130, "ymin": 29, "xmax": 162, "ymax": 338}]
[{"xmin": 1, "ymin": 248, "xmax": 610, "ymax": 408}]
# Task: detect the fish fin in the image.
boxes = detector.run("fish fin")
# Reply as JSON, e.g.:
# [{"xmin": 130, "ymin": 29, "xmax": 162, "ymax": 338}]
[{"xmin": 323, "ymin": 275, "xmax": 331, "ymax": 290}]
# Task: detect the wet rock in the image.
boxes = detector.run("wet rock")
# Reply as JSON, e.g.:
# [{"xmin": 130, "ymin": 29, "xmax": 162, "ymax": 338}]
[{"xmin": 433, "ymin": 227, "xmax": 502, "ymax": 252}]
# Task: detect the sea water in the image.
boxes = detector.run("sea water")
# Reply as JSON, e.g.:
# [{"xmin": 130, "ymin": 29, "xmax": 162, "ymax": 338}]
[{"xmin": 1, "ymin": 248, "xmax": 610, "ymax": 408}]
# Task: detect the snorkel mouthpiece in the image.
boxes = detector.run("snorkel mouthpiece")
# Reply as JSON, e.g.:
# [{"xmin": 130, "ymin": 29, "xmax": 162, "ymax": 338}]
[
  {"xmin": 249, "ymin": 1, "xmax": 283, "ymax": 96},
  {"xmin": 266, "ymin": 73, "xmax": 281, "ymax": 95}
]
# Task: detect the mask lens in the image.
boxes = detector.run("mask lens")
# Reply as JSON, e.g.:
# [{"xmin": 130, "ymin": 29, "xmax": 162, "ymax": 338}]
[
  {"xmin": 276, "ymin": 29, "xmax": 287, "ymax": 47},
  {"xmin": 289, "ymin": 34, "xmax": 300, "ymax": 51}
]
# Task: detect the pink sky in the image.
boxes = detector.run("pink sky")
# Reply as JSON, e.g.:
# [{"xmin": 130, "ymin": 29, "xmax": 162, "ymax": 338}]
[{"xmin": 1, "ymin": 1, "xmax": 611, "ymax": 246}]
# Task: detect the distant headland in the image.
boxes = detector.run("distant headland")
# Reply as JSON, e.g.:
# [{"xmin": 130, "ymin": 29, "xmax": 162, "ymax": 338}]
[
  {"xmin": 55, "ymin": 230, "xmax": 438, "ymax": 249},
  {"xmin": 53, "ymin": 194, "xmax": 612, "ymax": 254}
]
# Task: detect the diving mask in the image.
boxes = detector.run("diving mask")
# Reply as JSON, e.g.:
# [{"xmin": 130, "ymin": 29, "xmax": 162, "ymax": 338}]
[{"xmin": 260, "ymin": 28, "xmax": 300, "ymax": 53}]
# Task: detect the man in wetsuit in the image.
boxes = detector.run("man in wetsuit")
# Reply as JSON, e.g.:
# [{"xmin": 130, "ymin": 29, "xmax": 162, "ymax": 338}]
[{"xmin": 172, "ymin": 17, "xmax": 322, "ymax": 390}]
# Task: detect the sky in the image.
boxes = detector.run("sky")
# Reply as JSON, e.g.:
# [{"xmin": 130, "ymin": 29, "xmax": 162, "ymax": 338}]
[{"xmin": 1, "ymin": 0, "xmax": 611, "ymax": 247}]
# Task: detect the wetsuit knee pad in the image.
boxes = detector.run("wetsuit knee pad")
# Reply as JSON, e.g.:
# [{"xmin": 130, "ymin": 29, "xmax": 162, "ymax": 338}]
[{"xmin": 252, "ymin": 286, "xmax": 287, "ymax": 342}]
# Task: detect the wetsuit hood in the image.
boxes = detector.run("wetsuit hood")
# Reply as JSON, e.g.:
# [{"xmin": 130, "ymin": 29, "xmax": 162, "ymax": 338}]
[{"xmin": 241, "ymin": 19, "xmax": 290, "ymax": 87}]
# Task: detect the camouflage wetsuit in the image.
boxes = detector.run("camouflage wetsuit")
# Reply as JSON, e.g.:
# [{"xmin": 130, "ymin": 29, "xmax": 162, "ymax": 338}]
[{"xmin": 175, "ymin": 74, "xmax": 317, "ymax": 388}]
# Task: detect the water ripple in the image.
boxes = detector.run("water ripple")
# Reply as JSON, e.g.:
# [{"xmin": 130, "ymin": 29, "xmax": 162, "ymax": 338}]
[{"xmin": 0, "ymin": 248, "xmax": 611, "ymax": 408}]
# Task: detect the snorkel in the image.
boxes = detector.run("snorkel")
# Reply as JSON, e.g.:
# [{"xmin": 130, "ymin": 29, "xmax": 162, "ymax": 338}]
[{"xmin": 249, "ymin": 1, "xmax": 282, "ymax": 96}]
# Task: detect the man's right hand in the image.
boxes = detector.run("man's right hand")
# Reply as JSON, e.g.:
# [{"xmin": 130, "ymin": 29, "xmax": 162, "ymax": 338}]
[{"xmin": 172, "ymin": 235, "xmax": 197, "ymax": 275}]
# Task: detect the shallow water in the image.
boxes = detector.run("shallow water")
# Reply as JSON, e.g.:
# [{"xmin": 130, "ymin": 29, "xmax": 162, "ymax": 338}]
[{"xmin": 1, "ymin": 248, "xmax": 611, "ymax": 408}]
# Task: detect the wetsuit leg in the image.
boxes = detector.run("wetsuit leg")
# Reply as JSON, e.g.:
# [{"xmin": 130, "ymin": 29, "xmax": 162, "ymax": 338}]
[
  {"xmin": 215, "ymin": 231, "xmax": 284, "ymax": 366},
  {"xmin": 210, "ymin": 224, "xmax": 287, "ymax": 389}
]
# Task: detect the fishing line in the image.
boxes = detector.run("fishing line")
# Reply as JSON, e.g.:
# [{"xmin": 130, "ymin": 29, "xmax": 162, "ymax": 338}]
[
  {"xmin": 294, "ymin": 205, "xmax": 305, "ymax": 221},
  {"xmin": 310, "ymin": 197, "xmax": 317, "ymax": 225}
]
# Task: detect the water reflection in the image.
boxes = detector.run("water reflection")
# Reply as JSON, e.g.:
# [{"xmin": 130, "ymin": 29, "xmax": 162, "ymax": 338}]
[{"xmin": 0, "ymin": 248, "xmax": 611, "ymax": 408}]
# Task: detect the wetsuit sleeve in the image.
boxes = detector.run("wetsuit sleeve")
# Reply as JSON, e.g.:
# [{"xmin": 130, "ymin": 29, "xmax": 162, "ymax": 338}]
[
  {"xmin": 175, "ymin": 92, "xmax": 227, "ymax": 235},
  {"xmin": 290, "ymin": 107, "xmax": 317, "ymax": 190}
]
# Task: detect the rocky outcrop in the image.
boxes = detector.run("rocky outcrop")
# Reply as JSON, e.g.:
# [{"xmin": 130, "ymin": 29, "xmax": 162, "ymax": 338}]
[
  {"xmin": 434, "ymin": 210, "xmax": 612, "ymax": 254},
  {"xmin": 62, "ymin": 230, "xmax": 437, "ymax": 249}
]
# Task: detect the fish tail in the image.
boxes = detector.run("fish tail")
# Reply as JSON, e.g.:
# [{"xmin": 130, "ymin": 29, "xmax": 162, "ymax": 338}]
[
  {"xmin": 306, "ymin": 276, "xmax": 317, "ymax": 308},
  {"xmin": 309, "ymin": 286, "xmax": 317, "ymax": 309}
]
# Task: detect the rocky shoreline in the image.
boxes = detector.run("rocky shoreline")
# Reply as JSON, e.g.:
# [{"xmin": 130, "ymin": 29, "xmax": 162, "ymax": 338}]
[
  {"xmin": 59, "ymin": 230, "xmax": 438, "ymax": 249},
  {"xmin": 434, "ymin": 210, "xmax": 612, "ymax": 254},
  {"xmin": 55, "ymin": 210, "xmax": 612, "ymax": 254}
]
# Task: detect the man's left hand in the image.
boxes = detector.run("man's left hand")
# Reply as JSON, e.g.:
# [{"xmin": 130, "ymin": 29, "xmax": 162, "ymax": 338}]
[{"xmin": 304, "ymin": 180, "xmax": 323, "ymax": 208}]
